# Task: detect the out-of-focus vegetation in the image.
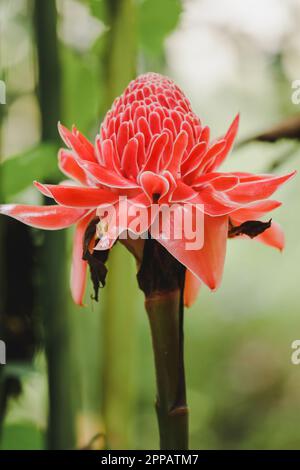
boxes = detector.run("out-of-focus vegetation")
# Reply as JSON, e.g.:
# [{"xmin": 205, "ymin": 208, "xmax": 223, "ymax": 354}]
[{"xmin": 0, "ymin": 0, "xmax": 300, "ymax": 450}]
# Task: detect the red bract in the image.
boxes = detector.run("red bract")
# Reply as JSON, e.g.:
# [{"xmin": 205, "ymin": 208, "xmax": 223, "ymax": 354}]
[{"xmin": 0, "ymin": 73, "xmax": 295, "ymax": 306}]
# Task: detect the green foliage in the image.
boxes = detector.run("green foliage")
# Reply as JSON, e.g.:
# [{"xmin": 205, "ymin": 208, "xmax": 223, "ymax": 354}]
[
  {"xmin": 87, "ymin": 0, "xmax": 108, "ymax": 23},
  {"xmin": 1, "ymin": 144, "xmax": 61, "ymax": 199},
  {"xmin": 0, "ymin": 423, "xmax": 44, "ymax": 450},
  {"xmin": 138, "ymin": 0, "xmax": 182, "ymax": 55},
  {"xmin": 102, "ymin": 0, "xmax": 137, "ymax": 107},
  {"xmin": 60, "ymin": 47, "xmax": 102, "ymax": 134},
  {"xmin": 86, "ymin": 0, "xmax": 182, "ymax": 57}
]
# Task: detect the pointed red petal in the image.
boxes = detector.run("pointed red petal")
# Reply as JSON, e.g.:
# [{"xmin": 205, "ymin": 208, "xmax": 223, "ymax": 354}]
[
  {"xmin": 58, "ymin": 149, "xmax": 90, "ymax": 185},
  {"xmin": 206, "ymin": 114, "xmax": 239, "ymax": 172},
  {"xmin": 181, "ymin": 142, "xmax": 207, "ymax": 177},
  {"xmin": 78, "ymin": 161, "xmax": 139, "ymax": 189},
  {"xmin": 191, "ymin": 172, "xmax": 225, "ymax": 187},
  {"xmin": 152, "ymin": 211, "xmax": 228, "ymax": 290},
  {"xmin": 0, "ymin": 204, "xmax": 87, "ymax": 229},
  {"xmin": 199, "ymin": 126, "xmax": 210, "ymax": 145},
  {"xmin": 99, "ymin": 138, "xmax": 122, "ymax": 174},
  {"xmin": 73, "ymin": 125, "xmax": 95, "ymax": 155},
  {"xmin": 231, "ymin": 200, "xmax": 282, "ymax": 220},
  {"xmin": 209, "ymin": 175, "xmax": 239, "ymax": 191},
  {"xmin": 197, "ymin": 140, "xmax": 226, "ymax": 175},
  {"xmin": 71, "ymin": 211, "xmax": 96, "ymax": 305},
  {"xmin": 193, "ymin": 188, "xmax": 240, "ymax": 216},
  {"xmin": 226, "ymin": 171, "xmax": 296, "ymax": 204},
  {"xmin": 184, "ymin": 270, "xmax": 201, "ymax": 307},
  {"xmin": 171, "ymin": 180, "xmax": 197, "ymax": 202},
  {"xmin": 58, "ymin": 123, "xmax": 96, "ymax": 162},
  {"xmin": 34, "ymin": 182, "xmax": 119, "ymax": 207},
  {"xmin": 255, "ymin": 221, "xmax": 285, "ymax": 251},
  {"xmin": 230, "ymin": 200, "xmax": 285, "ymax": 252}
]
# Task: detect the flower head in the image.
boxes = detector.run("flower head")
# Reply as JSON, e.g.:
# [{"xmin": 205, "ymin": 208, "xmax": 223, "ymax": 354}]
[{"xmin": 0, "ymin": 73, "xmax": 295, "ymax": 306}]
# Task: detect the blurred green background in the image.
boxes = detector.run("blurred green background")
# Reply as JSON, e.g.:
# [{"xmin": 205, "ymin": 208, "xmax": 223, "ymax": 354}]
[{"xmin": 0, "ymin": 0, "xmax": 300, "ymax": 450}]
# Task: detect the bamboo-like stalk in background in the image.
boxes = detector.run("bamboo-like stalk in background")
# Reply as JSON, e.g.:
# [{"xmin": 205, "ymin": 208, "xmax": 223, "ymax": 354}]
[
  {"xmin": 100, "ymin": 0, "xmax": 138, "ymax": 450},
  {"xmin": 0, "ymin": 195, "xmax": 4, "ymax": 435},
  {"xmin": 0, "ymin": 44, "xmax": 6, "ymax": 435},
  {"xmin": 34, "ymin": 0, "xmax": 75, "ymax": 449}
]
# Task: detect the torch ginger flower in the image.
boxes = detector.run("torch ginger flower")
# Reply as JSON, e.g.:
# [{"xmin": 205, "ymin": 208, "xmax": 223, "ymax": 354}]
[{"xmin": 0, "ymin": 73, "xmax": 295, "ymax": 306}]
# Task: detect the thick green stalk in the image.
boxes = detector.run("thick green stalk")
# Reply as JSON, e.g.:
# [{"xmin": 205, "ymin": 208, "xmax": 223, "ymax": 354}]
[
  {"xmin": 137, "ymin": 238, "xmax": 189, "ymax": 450},
  {"xmin": 34, "ymin": 0, "xmax": 75, "ymax": 449},
  {"xmin": 0, "ymin": 198, "xmax": 4, "ymax": 438},
  {"xmin": 100, "ymin": 0, "xmax": 138, "ymax": 449},
  {"xmin": 0, "ymin": 38, "xmax": 5, "ymax": 436},
  {"xmin": 102, "ymin": 0, "xmax": 137, "ymax": 110},
  {"xmin": 39, "ymin": 228, "xmax": 75, "ymax": 449},
  {"xmin": 145, "ymin": 291, "xmax": 188, "ymax": 450},
  {"xmin": 34, "ymin": 0, "xmax": 60, "ymax": 142}
]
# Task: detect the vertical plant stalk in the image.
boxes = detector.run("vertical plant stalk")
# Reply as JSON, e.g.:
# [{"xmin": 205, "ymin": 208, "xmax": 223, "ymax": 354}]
[
  {"xmin": 34, "ymin": 0, "xmax": 60, "ymax": 141},
  {"xmin": 102, "ymin": 0, "xmax": 137, "ymax": 111},
  {"xmin": 0, "ymin": 24, "xmax": 6, "ymax": 435},
  {"xmin": 0, "ymin": 191, "xmax": 5, "ymax": 437},
  {"xmin": 100, "ymin": 0, "xmax": 138, "ymax": 449},
  {"xmin": 102, "ymin": 245, "xmax": 139, "ymax": 449},
  {"xmin": 34, "ymin": 0, "xmax": 75, "ymax": 449},
  {"xmin": 138, "ymin": 238, "xmax": 189, "ymax": 450}
]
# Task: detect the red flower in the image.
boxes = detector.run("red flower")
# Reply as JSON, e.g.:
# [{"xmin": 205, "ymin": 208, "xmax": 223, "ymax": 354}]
[{"xmin": 0, "ymin": 73, "xmax": 295, "ymax": 306}]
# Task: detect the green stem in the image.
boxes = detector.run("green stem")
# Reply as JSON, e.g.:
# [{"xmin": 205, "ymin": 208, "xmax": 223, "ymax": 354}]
[
  {"xmin": 99, "ymin": 0, "xmax": 138, "ymax": 449},
  {"xmin": 34, "ymin": 0, "xmax": 75, "ymax": 449},
  {"xmin": 102, "ymin": 0, "xmax": 137, "ymax": 109},
  {"xmin": 102, "ymin": 244, "xmax": 139, "ymax": 449},
  {"xmin": 39, "ymin": 228, "xmax": 75, "ymax": 449},
  {"xmin": 145, "ymin": 290, "xmax": 189, "ymax": 450},
  {"xmin": 34, "ymin": 0, "xmax": 61, "ymax": 142},
  {"xmin": 0, "ymin": 31, "xmax": 5, "ymax": 437},
  {"xmin": 137, "ymin": 238, "xmax": 189, "ymax": 450}
]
